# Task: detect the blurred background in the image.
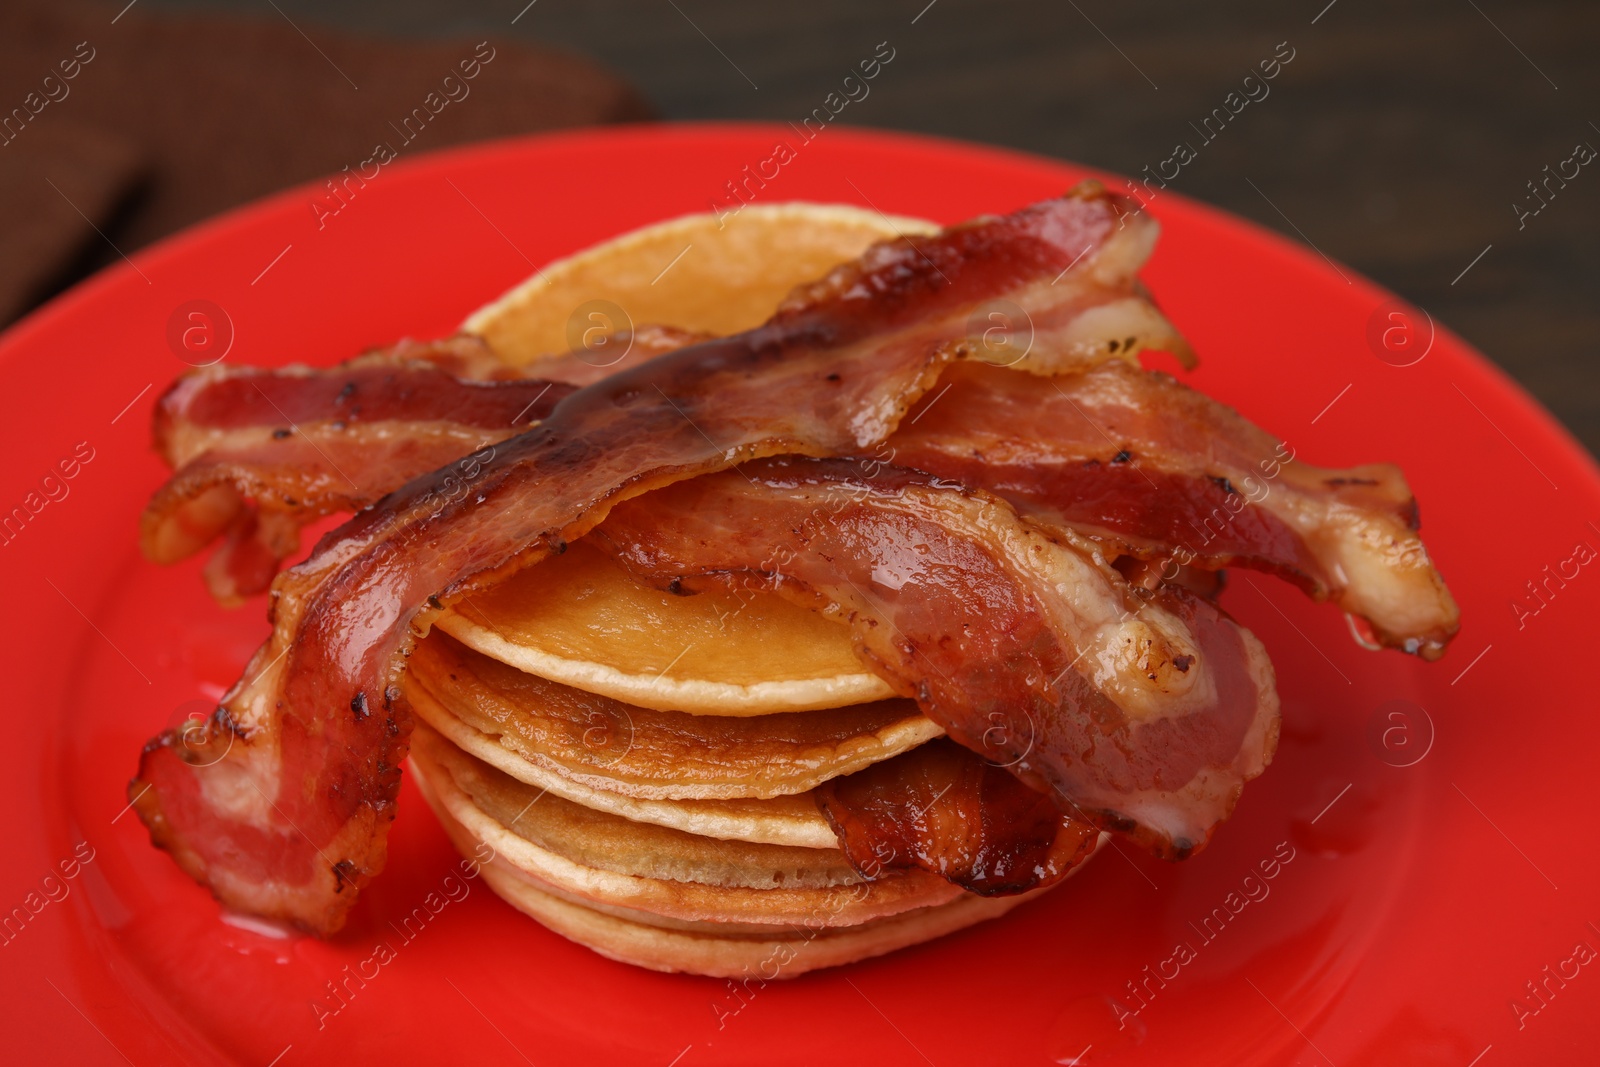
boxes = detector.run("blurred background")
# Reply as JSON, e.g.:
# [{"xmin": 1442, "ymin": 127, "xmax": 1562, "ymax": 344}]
[{"xmin": 3, "ymin": 0, "xmax": 1595, "ymax": 454}]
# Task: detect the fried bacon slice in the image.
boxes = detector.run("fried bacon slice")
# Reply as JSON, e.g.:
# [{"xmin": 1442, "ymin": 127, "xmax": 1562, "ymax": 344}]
[
  {"xmin": 130, "ymin": 184, "xmax": 1198, "ymax": 934},
  {"xmin": 142, "ymin": 329, "xmax": 704, "ymax": 603},
  {"xmin": 594, "ymin": 458, "xmax": 1279, "ymax": 860},
  {"xmin": 889, "ymin": 361, "xmax": 1459, "ymax": 657},
  {"xmin": 142, "ymin": 338, "xmax": 573, "ymax": 603}
]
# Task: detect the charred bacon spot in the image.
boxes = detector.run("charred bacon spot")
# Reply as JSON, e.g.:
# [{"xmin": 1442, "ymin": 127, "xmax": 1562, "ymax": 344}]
[
  {"xmin": 336, "ymin": 381, "xmax": 356, "ymax": 405},
  {"xmin": 1096, "ymin": 810, "xmax": 1140, "ymax": 836},
  {"xmin": 332, "ymin": 859, "xmax": 358, "ymax": 892},
  {"xmin": 351, "ymin": 692, "xmax": 370, "ymax": 721},
  {"xmin": 215, "ymin": 702, "xmax": 243, "ymax": 737},
  {"xmin": 1112, "ymin": 449, "xmax": 1132, "ymax": 464},
  {"xmin": 1173, "ymin": 655, "xmax": 1194, "ymax": 672},
  {"xmin": 1210, "ymin": 475, "xmax": 1238, "ymax": 496},
  {"xmin": 382, "ymin": 684, "xmax": 401, "ymax": 709},
  {"xmin": 271, "ymin": 428, "xmax": 292, "ymax": 439}
]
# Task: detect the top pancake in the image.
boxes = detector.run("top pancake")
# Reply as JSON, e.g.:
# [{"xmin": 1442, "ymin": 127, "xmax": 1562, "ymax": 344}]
[{"xmin": 437, "ymin": 541, "xmax": 896, "ymax": 715}]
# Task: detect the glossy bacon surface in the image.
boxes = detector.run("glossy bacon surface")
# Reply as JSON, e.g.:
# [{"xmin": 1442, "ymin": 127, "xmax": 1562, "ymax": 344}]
[
  {"xmin": 595, "ymin": 458, "xmax": 1279, "ymax": 860},
  {"xmin": 131, "ymin": 185, "xmax": 1185, "ymax": 933},
  {"xmin": 890, "ymin": 362, "xmax": 1460, "ymax": 656}
]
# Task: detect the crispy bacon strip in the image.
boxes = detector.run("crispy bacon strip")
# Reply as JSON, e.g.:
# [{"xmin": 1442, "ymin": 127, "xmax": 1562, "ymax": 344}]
[
  {"xmin": 142, "ymin": 338, "xmax": 574, "ymax": 602},
  {"xmin": 142, "ymin": 329, "xmax": 706, "ymax": 602},
  {"xmin": 130, "ymin": 184, "xmax": 1197, "ymax": 934},
  {"xmin": 890, "ymin": 362, "xmax": 1460, "ymax": 657},
  {"xmin": 595, "ymin": 458, "xmax": 1279, "ymax": 860}
]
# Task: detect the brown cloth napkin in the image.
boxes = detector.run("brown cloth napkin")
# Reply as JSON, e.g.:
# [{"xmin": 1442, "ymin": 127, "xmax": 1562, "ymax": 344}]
[{"xmin": 0, "ymin": 0, "xmax": 654, "ymax": 325}]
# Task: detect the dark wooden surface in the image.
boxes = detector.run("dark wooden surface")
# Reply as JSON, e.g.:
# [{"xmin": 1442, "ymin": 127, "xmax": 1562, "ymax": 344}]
[
  {"xmin": 140, "ymin": 0, "xmax": 1600, "ymax": 457},
  {"xmin": 0, "ymin": 1, "xmax": 651, "ymax": 322}
]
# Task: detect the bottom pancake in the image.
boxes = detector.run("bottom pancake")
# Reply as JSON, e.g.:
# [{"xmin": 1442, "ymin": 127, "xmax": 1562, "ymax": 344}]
[
  {"xmin": 477, "ymin": 859, "xmax": 1047, "ymax": 979},
  {"xmin": 409, "ymin": 724, "xmax": 1104, "ymax": 977}
]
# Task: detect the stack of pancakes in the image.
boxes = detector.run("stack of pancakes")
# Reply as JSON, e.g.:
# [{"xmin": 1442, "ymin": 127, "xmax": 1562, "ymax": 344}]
[{"xmin": 403, "ymin": 205, "xmax": 1102, "ymax": 978}]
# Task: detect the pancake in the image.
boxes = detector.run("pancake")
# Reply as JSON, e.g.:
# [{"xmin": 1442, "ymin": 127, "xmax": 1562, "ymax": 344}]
[
  {"xmin": 409, "ymin": 669, "xmax": 840, "ymax": 848},
  {"xmin": 438, "ymin": 540, "xmax": 896, "ymax": 715},
  {"xmin": 410, "ymin": 631, "xmax": 942, "ymax": 801},
  {"xmin": 411, "ymin": 726, "xmax": 963, "ymax": 928}
]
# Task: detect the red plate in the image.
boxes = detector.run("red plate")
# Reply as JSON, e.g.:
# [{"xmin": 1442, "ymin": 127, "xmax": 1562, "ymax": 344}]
[{"xmin": 3, "ymin": 125, "xmax": 1595, "ymax": 1066}]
